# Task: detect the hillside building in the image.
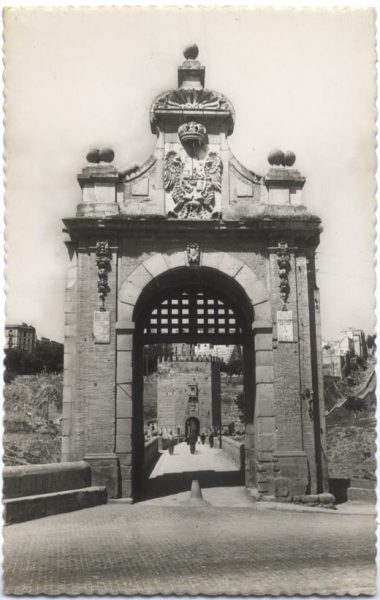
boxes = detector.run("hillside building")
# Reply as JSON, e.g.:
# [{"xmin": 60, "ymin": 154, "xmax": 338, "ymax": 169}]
[{"xmin": 5, "ymin": 323, "xmax": 36, "ymax": 352}]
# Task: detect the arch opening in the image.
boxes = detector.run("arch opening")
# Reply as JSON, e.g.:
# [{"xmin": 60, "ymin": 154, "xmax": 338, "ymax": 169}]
[{"xmin": 131, "ymin": 266, "xmax": 256, "ymax": 502}]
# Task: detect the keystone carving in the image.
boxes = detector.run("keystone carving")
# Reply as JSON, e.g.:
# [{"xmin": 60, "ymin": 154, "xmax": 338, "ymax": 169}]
[
  {"xmin": 164, "ymin": 151, "xmax": 222, "ymax": 219},
  {"xmin": 95, "ymin": 241, "xmax": 112, "ymax": 311},
  {"xmin": 186, "ymin": 243, "xmax": 200, "ymax": 265},
  {"xmin": 276, "ymin": 241, "xmax": 291, "ymax": 308}
]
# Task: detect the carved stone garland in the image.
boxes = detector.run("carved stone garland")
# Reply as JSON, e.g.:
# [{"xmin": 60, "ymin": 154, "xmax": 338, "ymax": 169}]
[
  {"xmin": 276, "ymin": 241, "xmax": 291, "ymax": 309},
  {"xmin": 96, "ymin": 241, "xmax": 111, "ymax": 311}
]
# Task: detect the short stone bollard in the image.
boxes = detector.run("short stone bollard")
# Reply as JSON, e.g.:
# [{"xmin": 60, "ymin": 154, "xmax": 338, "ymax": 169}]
[{"xmin": 183, "ymin": 480, "xmax": 210, "ymax": 506}]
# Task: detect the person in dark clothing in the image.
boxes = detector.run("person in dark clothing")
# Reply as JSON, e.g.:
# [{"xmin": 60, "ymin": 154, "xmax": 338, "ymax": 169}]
[
  {"xmin": 168, "ymin": 431, "xmax": 174, "ymax": 455},
  {"xmin": 208, "ymin": 431, "xmax": 214, "ymax": 448},
  {"xmin": 189, "ymin": 431, "xmax": 197, "ymax": 454},
  {"xmin": 200, "ymin": 432, "xmax": 206, "ymax": 445}
]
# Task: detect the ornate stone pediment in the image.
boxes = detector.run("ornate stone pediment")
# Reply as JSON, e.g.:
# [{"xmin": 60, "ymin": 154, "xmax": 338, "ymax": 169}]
[{"xmin": 151, "ymin": 88, "xmax": 234, "ymax": 135}]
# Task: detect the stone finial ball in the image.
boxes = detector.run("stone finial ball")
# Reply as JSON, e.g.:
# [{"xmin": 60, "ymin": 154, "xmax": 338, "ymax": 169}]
[
  {"xmin": 268, "ymin": 149, "xmax": 285, "ymax": 167},
  {"xmin": 99, "ymin": 147, "xmax": 115, "ymax": 163},
  {"xmin": 183, "ymin": 44, "xmax": 199, "ymax": 60},
  {"xmin": 86, "ymin": 148, "xmax": 100, "ymax": 163},
  {"xmin": 284, "ymin": 150, "xmax": 296, "ymax": 167}
]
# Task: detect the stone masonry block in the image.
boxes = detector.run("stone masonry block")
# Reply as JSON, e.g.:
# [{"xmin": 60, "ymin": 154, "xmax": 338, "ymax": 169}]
[
  {"xmin": 64, "ymin": 324, "xmax": 76, "ymax": 338},
  {"xmin": 62, "ymin": 419, "xmax": 70, "ymax": 436},
  {"xmin": 118, "ymin": 281, "xmax": 142, "ymax": 306},
  {"xmin": 256, "ymin": 366, "xmax": 274, "ymax": 383},
  {"xmin": 63, "ymin": 353, "xmax": 75, "ymax": 373},
  {"xmin": 253, "ymin": 301, "xmax": 272, "ymax": 322},
  {"xmin": 117, "ymin": 334, "xmax": 133, "ymax": 351},
  {"xmin": 116, "ymin": 351, "xmax": 132, "ymax": 384},
  {"xmin": 234, "ymin": 265, "xmax": 258, "ymax": 295},
  {"xmin": 257, "ymin": 451, "xmax": 275, "ymax": 463},
  {"xmin": 244, "ymin": 431, "xmax": 255, "ymax": 450},
  {"xmin": 64, "ymin": 301, "xmax": 76, "ymax": 313},
  {"xmin": 218, "ymin": 253, "xmax": 243, "ymax": 279},
  {"xmin": 256, "ymin": 384, "xmax": 275, "ymax": 417},
  {"xmin": 116, "ymin": 385, "xmax": 133, "ymax": 418},
  {"xmin": 126, "ymin": 264, "xmax": 152, "ymax": 290},
  {"xmin": 202, "ymin": 252, "xmax": 223, "ymax": 271},
  {"xmin": 274, "ymin": 477, "xmax": 289, "ymax": 498},
  {"xmin": 257, "ymin": 473, "xmax": 269, "ymax": 484},
  {"xmin": 258, "ymin": 417, "xmax": 276, "ymax": 434},
  {"xmin": 62, "ymin": 399, "xmax": 73, "ymax": 416},
  {"xmin": 119, "ymin": 465, "xmax": 133, "ymax": 481},
  {"xmin": 116, "ymin": 302, "xmax": 134, "ymax": 329},
  {"xmin": 61, "ymin": 436, "xmax": 70, "ymax": 459},
  {"xmin": 255, "ymin": 332, "xmax": 273, "ymax": 350},
  {"xmin": 116, "ymin": 434, "xmax": 132, "ymax": 454},
  {"xmin": 116, "ymin": 417, "xmax": 132, "ymax": 435},
  {"xmin": 258, "ymin": 433, "xmax": 275, "ymax": 452},
  {"xmin": 250, "ymin": 281, "xmax": 270, "ymax": 306},
  {"xmin": 143, "ymin": 254, "xmax": 169, "ymax": 279},
  {"xmin": 64, "ymin": 312, "xmax": 76, "ymax": 326},
  {"xmin": 256, "ymin": 382, "xmax": 274, "ymax": 401},
  {"xmin": 164, "ymin": 251, "xmax": 185, "ymax": 270},
  {"xmin": 256, "ymin": 396, "xmax": 275, "ymax": 418},
  {"xmin": 121, "ymin": 477, "xmax": 132, "ymax": 498},
  {"xmin": 117, "ymin": 453, "xmax": 132, "ymax": 467},
  {"xmin": 255, "ymin": 350, "xmax": 273, "ymax": 367}
]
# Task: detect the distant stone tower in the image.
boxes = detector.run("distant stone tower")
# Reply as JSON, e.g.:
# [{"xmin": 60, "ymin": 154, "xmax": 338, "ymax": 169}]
[{"xmin": 156, "ymin": 354, "xmax": 221, "ymax": 436}]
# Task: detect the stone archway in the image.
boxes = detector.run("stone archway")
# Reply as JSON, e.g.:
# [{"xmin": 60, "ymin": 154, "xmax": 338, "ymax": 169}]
[
  {"xmin": 115, "ymin": 254, "xmax": 273, "ymax": 499},
  {"xmin": 62, "ymin": 44, "xmax": 329, "ymax": 504}
]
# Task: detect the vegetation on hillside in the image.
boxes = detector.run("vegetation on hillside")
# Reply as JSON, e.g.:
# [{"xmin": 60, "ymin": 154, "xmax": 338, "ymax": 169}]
[
  {"xmin": 4, "ymin": 339, "xmax": 63, "ymax": 383},
  {"xmin": 325, "ymin": 357, "xmax": 376, "ymax": 483},
  {"xmin": 4, "ymin": 373, "xmax": 63, "ymax": 466}
]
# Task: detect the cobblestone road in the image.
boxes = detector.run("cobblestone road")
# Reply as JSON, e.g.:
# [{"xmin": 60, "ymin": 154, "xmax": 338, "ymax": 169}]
[{"xmin": 4, "ymin": 501, "xmax": 376, "ymax": 595}]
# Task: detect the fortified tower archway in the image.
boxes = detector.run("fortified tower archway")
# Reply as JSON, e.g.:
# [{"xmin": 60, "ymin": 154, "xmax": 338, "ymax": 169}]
[{"xmin": 62, "ymin": 44, "xmax": 328, "ymax": 502}]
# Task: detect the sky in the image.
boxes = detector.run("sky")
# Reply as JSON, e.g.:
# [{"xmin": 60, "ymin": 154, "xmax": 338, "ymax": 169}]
[{"xmin": 4, "ymin": 7, "xmax": 377, "ymax": 343}]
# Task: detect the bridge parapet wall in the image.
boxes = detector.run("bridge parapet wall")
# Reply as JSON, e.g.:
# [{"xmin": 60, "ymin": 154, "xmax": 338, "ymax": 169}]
[
  {"xmin": 144, "ymin": 438, "xmax": 159, "ymax": 477},
  {"xmin": 221, "ymin": 437, "xmax": 245, "ymax": 471},
  {"xmin": 3, "ymin": 461, "xmax": 91, "ymax": 500}
]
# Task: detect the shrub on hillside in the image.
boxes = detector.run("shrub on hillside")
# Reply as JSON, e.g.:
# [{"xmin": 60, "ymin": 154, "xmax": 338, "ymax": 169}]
[{"xmin": 4, "ymin": 341, "xmax": 63, "ymax": 382}]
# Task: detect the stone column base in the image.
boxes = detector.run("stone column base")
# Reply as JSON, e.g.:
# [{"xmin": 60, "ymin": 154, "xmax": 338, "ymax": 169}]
[
  {"xmin": 273, "ymin": 450, "xmax": 309, "ymax": 498},
  {"xmin": 84, "ymin": 453, "xmax": 119, "ymax": 499}
]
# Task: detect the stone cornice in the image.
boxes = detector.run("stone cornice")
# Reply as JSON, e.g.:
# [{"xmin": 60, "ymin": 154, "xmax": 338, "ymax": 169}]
[{"xmin": 62, "ymin": 214, "xmax": 321, "ymax": 248}]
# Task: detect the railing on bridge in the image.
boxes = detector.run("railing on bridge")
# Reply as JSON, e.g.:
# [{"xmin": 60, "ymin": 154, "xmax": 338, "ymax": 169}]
[
  {"xmin": 221, "ymin": 437, "xmax": 245, "ymax": 471},
  {"xmin": 144, "ymin": 438, "xmax": 160, "ymax": 477}
]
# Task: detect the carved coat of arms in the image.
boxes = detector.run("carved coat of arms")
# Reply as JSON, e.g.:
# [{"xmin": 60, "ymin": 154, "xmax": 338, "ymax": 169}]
[{"xmin": 164, "ymin": 151, "xmax": 222, "ymax": 219}]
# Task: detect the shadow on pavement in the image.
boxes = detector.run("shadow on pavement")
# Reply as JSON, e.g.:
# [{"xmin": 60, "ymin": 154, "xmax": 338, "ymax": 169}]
[{"xmin": 137, "ymin": 469, "xmax": 244, "ymax": 501}]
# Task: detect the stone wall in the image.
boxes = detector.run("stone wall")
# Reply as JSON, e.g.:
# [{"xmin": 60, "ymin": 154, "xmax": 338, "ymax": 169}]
[
  {"xmin": 143, "ymin": 438, "xmax": 159, "ymax": 476},
  {"xmin": 4, "ymin": 461, "xmax": 91, "ymax": 499},
  {"xmin": 221, "ymin": 436, "xmax": 244, "ymax": 470}
]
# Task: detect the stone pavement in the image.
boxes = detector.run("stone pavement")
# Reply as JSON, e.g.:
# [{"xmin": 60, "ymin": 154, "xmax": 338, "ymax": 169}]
[
  {"xmin": 150, "ymin": 440, "xmax": 239, "ymax": 477},
  {"xmin": 4, "ymin": 500, "xmax": 376, "ymax": 595},
  {"xmin": 141, "ymin": 441, "xmax": 244, "ymax": 501}
]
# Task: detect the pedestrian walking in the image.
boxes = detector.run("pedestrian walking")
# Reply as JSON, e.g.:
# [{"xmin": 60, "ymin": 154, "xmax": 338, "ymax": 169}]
[
  {"xmin": 208, "ymin": 431, "xmax": 214, "ymax": 448},
  {"xmin": 189, "ymin": 430, "xmax": 197, "ymax": 454},
  {"xmin": 200, "ymin": 432, "xmax": 206, "ymax": 445},
  {"xmin": 168, "ymin": 431, "xmax": 174, "ymax": 455}
]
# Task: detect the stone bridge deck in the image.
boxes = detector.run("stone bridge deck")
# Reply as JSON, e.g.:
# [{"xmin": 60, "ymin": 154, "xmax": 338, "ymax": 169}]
[
  {"xmin": 141, "ymin": 441, "xmax": 245, "ymax": 503},
  {"xmin": 4, "ymin": 500, "xmax": 376, "ymax": 596},
  {"xmin": 151, "ymin": 440, "xmax": 238, "ymax": 476}
]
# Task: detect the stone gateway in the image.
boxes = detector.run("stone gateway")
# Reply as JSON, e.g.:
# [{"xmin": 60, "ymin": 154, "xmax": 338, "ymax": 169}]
[{"xmin": 62, "ymin": 45, "xmax": 328, "ymax": 501}]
